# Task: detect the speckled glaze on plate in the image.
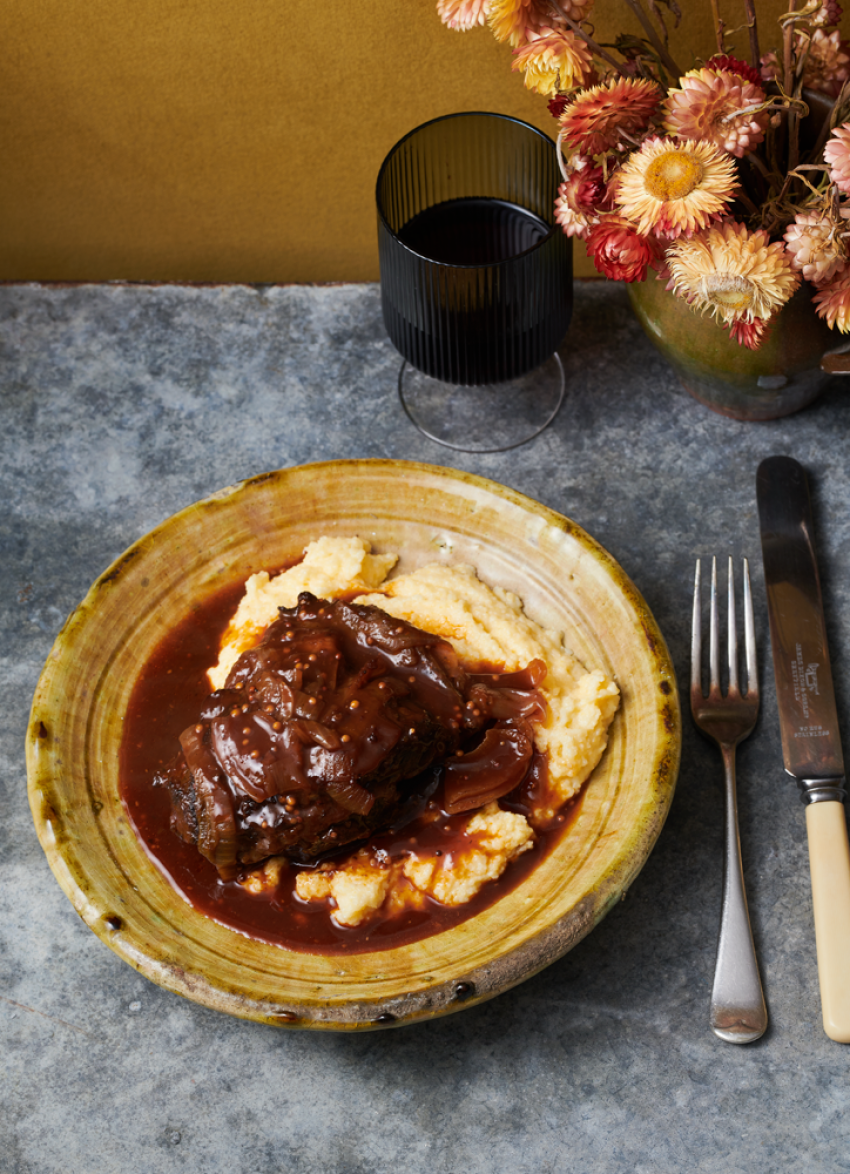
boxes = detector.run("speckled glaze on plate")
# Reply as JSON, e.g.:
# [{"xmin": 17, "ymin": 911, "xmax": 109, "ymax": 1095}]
[{"xmin": 27, "ymin": 460, "xmax": 680, "ymax": 1031}]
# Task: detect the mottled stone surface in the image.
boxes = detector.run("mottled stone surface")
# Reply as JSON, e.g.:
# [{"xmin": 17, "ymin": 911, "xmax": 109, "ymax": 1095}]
[{"xmin": 3, "ymin": 281, "xmax": 850, "ymax": 1174}]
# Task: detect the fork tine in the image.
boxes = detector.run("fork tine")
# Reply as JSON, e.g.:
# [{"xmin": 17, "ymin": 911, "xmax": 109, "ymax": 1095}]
[
  {"xmin": 727, "ymin": 557, "xmax": 739, "ymax": 694},
  {"xmin": 709, "ymin": 556, "xmax": 720, "ymax": 694},
  {"xmin": 743, "ymin": 557, "xmax": 757, "ymax": 699},
  {"xmin": 691, "ymin": 559, "xmax": 702, "ymax": 699}
]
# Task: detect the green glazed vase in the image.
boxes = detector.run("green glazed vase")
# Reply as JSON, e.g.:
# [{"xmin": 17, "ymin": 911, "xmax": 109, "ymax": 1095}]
[{"xmin": 627, "ymin": 276, "xmax": 840, "ymax": 421}]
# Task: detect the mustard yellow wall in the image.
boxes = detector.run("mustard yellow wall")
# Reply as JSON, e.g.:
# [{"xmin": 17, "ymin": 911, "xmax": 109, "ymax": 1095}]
[{"xmin": 0, "ymin": 0, "xmax": 819, "ymax": 282}]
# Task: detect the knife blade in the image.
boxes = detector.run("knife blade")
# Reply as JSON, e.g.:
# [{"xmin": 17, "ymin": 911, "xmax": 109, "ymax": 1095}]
[{"xmin": 757, "ymin": 454, "xmax": 850, "ymax": 1042}]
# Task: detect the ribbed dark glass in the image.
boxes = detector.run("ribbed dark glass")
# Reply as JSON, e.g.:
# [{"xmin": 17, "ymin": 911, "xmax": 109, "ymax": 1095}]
[{"xmin": 377, "ymin": 112, "xmax": 572, "ymax": 387}]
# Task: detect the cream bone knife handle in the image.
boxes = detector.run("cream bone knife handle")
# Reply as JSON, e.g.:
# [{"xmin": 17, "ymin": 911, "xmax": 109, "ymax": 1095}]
[{"xmin": 802, "ymin": 779, "xmax": 850, "ymax": 1042}]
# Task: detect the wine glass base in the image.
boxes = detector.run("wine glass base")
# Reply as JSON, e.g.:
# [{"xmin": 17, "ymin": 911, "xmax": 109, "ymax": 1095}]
[{"xmin": 397, "ymin": 353, "xmax": 565, "ymax": 453}]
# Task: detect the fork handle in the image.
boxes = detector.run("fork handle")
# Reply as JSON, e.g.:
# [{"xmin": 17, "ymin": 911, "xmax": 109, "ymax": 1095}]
[
  {"xmin": 710, "ymin": 745, "xmax": 768, "ymax": 1044},
  {"xmin": 805, "ymin": 800, "xmax": 850, "ymax": 1042}
]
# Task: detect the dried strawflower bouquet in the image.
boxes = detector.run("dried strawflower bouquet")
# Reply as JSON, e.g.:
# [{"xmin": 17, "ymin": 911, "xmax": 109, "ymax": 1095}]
[{"xmin": 437, "ymin": 0, "xmax": 850, "ymax": 348}]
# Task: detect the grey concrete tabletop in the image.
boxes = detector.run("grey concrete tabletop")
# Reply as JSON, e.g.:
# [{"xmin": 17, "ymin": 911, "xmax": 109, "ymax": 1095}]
[{"xmin": 3, "ymin": 279, "xmax": 850, "ymax": 1174}]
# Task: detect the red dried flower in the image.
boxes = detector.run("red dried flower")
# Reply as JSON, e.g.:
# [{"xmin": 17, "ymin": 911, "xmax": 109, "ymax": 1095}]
[
  {"xmin": 555, "ymin": 160, "xmax": 616, "ymax": 238},
  {"xmin": 548, "ymin": 94, "xmax": 570, "ymax": 119},
  {"xmin": 704, "ymin": 54, "xmax": 764, "ymax": 88},
  {"xmin": 726, "ymin": 316, "xmax": 772, "ymax": 349},
  {"xmin": 560, "ymin": 77, "xmax": 661, "ymax": 155},
  {"xmin": 585, "ymin": 215, "xmax": 658, "ymax": 282}
]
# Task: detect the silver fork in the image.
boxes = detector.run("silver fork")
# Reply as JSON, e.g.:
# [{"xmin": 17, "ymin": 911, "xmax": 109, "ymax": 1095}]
[{"xmin": 691, "ymin": 556, "xmax": 768, "ymax": 1044}]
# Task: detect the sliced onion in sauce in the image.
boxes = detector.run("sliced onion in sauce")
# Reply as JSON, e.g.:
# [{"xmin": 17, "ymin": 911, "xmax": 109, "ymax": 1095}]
[
  {"xmin": 479, "ymin": 687, "xmax": 547, "ymax": 722},
  {"xmin": 469, "ymin": 658, "xmax": 547, "ymax": 691},
  {"xmin": 294, "ymin": 720, "xmax": 342, "ymax": 751},
  {"xmin": 442, "ymin": 721, "xmax": 534, "ymax": 815},
  {"xmin": 325, "ymin": 775, "xmax": 376, "ymax": 816},
  {"xmin": 178, "ymin": 724, "xmax": 239, "ymax": 877}
]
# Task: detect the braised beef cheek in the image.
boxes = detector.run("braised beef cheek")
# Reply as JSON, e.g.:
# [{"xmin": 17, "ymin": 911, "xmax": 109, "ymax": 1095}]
[{"xmin": 155, "ymin": 592, "xmax": 486, "ymax": 877}]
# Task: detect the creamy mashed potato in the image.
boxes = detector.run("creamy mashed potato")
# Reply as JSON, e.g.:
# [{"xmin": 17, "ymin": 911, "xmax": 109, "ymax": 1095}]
[
  {"xmin": 209, "ymin": 536, "xmax": 398, "ymax": 689},
  {"xmin": 289, "ymin": 802, "xmax": 535, "ymax": 927},
  {"xmin": 296, "ymin": 853, "xmax": 394, "ymax": 927},
  {"xmin": 222, "ymin": 537, "xmax": 620, "ymax": 928},
  {"xmin": 401, "ymin": 803, "xmax": 534, "ymax": 908}
]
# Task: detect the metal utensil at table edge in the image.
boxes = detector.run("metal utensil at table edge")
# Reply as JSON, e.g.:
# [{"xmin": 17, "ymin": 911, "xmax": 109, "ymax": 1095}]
[
  {"xmin": 757, "ymin": 455, "xmax": 850, "ymax": 1043},
  {"xmin": 691, "ymin": 557, "xmax": 768, "ymax": 1044}
]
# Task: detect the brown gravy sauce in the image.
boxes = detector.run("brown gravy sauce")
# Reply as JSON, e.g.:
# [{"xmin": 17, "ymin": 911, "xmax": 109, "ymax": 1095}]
[{"xmin": 119, "ymin": 576, "xmax": 584, "ymax": 955}]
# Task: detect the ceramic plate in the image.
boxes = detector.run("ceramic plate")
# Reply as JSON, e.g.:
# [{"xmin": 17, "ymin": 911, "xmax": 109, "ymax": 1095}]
[{"xmin": 27, "ymin": 460, "xmax": 680, "ymax": 1030}]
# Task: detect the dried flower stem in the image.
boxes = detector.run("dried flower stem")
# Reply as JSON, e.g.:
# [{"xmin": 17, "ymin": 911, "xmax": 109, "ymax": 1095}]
[
  {"xmin": 621, "ymin": 0, "xmax": 684, "ymax": 79},
  {"xmin": 830, "ymin": 182, "xmax": 842, "ymax": 223},
  {"xmin": 774, "ymin": 169, "xmax": 795, "ymax": 208},
  {"xmin": 709, "ymin": 0, "xmax": 724, "ymax": 54},
  {"xmin": 783, "ymin": 0, "xmax": 797, "ymax": 96},
  {"xmin": 829, "ymin": 79, "xmax": 850, "ymax": 131},
  {"xmin": 555, "ymin": 129, "xmax": 571, "ymax": 182},
  {"xmin": 743, "ymin": 0, "xmax": 761, "ymax": 69},
  {"xmin": 736, "ymin": 188, "xmax": 761, "ymax": 216},
  {"xmin": 554, "ymin": 8, "xmax": 632, "ymax": 77},
  {"xmin": 811, "ymin": 116, "xmax": 836, "ymax": 162},
  {"xmin": 783, "ymin": 0, "xmax": 801, "ymax": 174},
  {"xmin": 788, "ymin": 168, "xmax": 832, "ymax": 198},
  {"xmin": 746, "ymin": 150, "xmax": 772, "ymax": 182}
]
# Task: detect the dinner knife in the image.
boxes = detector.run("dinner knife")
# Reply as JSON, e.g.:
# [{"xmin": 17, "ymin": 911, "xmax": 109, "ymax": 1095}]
[{"xmin": 756, "ymin": 454, "xmax": 850, "ymax": 1042}]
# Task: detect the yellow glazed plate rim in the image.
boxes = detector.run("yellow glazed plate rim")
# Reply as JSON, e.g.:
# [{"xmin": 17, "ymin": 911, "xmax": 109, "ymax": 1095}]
[{"xmin": 26, "ymin": 459, "xmax": 681, "ymax": 1031}]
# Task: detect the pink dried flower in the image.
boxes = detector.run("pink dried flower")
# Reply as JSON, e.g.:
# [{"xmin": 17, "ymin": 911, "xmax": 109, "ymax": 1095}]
[
  {"xmin": 760, "ymin": 34, "xmax": 845, "ymax": 95},
  {"xmin": 806, "ymin": 29, "xmax": 850, "ymax": 96},
  {"xmin": 759, "ymin": 52, "xmax": 780, "ymax": 85},
  {"xmin": 437, "ymin": 0, "xmax": 491, "ymax": 30},
  {"xmin": 768, "ymin": 28, "xmax": 850, "ymax": 97},
  {"xmin": 664, "ymin": 68, "xmax": 768, "ymax": 158},
  {"xmin": 784, "ymin": 209, "xmax": 848, "ymax": 284},
  {"xmin": 559, "ymin": 77, "xmax": 662, "ymax": 155},
  {"xmin": 824, "ymin": 124, "xmax": 850, "ymax": 193},
  {"xmin": 585, "ymin": 214, "xmax": 658, "ymax": 282},
  {"xmin": 813, "ymin": 266, "xmax": 850, "ymax": 330},
  {"xmin": 813, "ymin": 1, "xmax": 843, "ymax": 27}
]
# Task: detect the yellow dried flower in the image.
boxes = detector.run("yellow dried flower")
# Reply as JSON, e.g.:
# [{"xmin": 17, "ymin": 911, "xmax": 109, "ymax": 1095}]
[
  {"xmin": 615, "ymin": 137, "xmax": 738, "ymax": 239},
  {"xmin": 666, "ymin": 221, "xmax": 800, "ymax": 325},
  {"xmin": 512, "ymin": 27, "xmax": 593, "ymax": 96},
  {"xmin": 488, "ymin": 0, "xmax": 539, "ymax": 46}
]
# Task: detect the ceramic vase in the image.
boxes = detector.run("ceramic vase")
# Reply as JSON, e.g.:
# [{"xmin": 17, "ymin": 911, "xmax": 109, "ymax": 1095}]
[{"xmin": 627, "ymin": 276, "xmax": 843, "ymax": 421}]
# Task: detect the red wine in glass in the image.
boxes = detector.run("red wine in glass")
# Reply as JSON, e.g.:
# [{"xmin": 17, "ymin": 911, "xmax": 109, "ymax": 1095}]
[
  {"xmin": 399, "ymin": 197, "xmax": 550, "ymax": 265},
  {"xmin": 377, "ymin": 112, "xmax": 572, "ymax": 444}
]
